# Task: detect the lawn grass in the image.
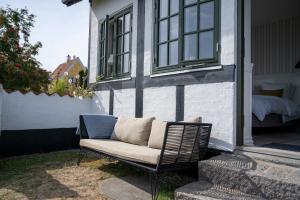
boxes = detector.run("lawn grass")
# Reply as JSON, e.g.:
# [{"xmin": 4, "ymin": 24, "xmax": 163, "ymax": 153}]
[{"xmin": 0, "ymin": 150, "xmax": 194, "ymax": 200}]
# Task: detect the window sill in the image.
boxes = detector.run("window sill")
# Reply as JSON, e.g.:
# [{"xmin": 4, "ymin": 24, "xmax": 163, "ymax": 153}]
[
  {"xmin": 150, "ymin": 65, "xmax": 222, "ymax": 78},
  {"xmin": 96, "ymin": 77, "xmax": 132, "ymax": 84}
]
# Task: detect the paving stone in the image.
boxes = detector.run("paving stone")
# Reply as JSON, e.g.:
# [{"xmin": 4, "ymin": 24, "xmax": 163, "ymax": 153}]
[
  {"xmin": 175, "ymin": 180, "xmax": 265, "ymax": 200},
  {"xmin": 99, "ymin": 176, "xmax": 152, "ymax": 200},
  {"xmin": 197, "ymin": 154, "xmax": 300, "ymax": 200}
]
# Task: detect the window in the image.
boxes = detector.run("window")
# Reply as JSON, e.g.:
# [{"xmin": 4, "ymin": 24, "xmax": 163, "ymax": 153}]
[
  {"xmin": 99, "ymin": 7, "xmax": 132, "ymax": 80},
  {"xmin": 154, "ymin": 0, "xmax": 219, "ymax": 73}
]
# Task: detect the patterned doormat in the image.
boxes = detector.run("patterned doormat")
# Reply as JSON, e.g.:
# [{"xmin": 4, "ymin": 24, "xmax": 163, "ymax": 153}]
[{"xmin": 262, "ymin": 143, "xmax": 300, "ymax": 152}]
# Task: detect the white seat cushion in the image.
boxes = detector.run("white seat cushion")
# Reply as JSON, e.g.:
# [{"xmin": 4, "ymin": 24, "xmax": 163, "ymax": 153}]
[{"xmin": 80, "ymin": 139, "xmax": 161, "ymax": 165}]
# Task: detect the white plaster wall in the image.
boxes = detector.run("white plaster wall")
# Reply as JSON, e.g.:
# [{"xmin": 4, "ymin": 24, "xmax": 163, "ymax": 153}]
[
  {"xmin": 243, "ymin": 0, "xmax": 254, "ymax": 145},
  {"xmin": 1, "ymin": 92, "xmax": 93, "ymax": 130},
  {"xmin": 220, "ymin": 0, "xmax": 237, "ymax": 65},
  {"xmin": 143, "ymin": 0, "xmax": 154, "ymax": 76},
  {"xmin": 143, "ymin": 87, "xmax": 176, "ymax": 121},
  {"xmin": 114, "ymin": 89, "xmax": 135, "ymax": 117},
  {"xmin": 89, "ymin": 0, "xmax": 138, "ymax": 83},
  {"xmin": 91, "ymin": 90, "xmax": 110, "ymax": 114},
  {"xmin": 185, "ymin": 83, "xmax": 236, "ymax": 151},
  {"xmin": 89, "ymin": 8, "xmax": 99, "ymax": 83}
]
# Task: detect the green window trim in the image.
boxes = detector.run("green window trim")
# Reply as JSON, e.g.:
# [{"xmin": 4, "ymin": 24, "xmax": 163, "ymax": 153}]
[
  {"xmin": 153, "ymin": 0, "xmax": 220, "ymax": 74},
  {"xmin": 98, "ymin": 7, "xmax": 133, "ymax": 81}
]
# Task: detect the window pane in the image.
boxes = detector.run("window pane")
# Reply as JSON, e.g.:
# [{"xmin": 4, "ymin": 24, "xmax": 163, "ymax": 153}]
[
  {"xmin": 117, "ymin": 36, "xmax": 122, "ymax": 54},
  {"xmin": 184, "ymin": 34, "xmax": 197, "ymax": 60},
  {"xmin": 184, "ymin": 0, "xmax": 197, "ymax": 6},
  {"xmin": 199, "ymin": 31, "xmax": 214, "ymax": 59},
  {"xmin": 200, "ymin": 1, "xmax": 214, "ymax": 30},
  {"xmin": 123, "ymin": 54, "xmax": 129, "ymax": 73},
  {"xmin": 100, "ymin": 43, "xmax": 104, "ymax": 56},
  {"xmin": 124, "ymin": 13, "xmax": 130, "ymax": 32},
  {"xmin": 159, "ymin": 44, "xmax": 168, "ymax": 66},
  {"xmin": 169, "ymin": 41, "xmax": 178, "ymax": 65},
  {"xmin": 117, "ymin": 17, "xmax": 123, "ymax": 34},
  {"xmin": 170, "ymin": 16, "xmax": 178, "ymax": 40},
  {"xmin": 184, "ymin": 6, "xmax": 197, "ymax": 33},
  {"xmin": 159, "ymin": 19, "xmax": 168, "ymax": 42},
  {"xmin": 101, "ymin": 22, "xmax": 106, "ymax": 39},
  {"xmin": 124, "ymin": 33, "xmax": 130, "ymax": 52},
  {"xmin": 170, "ymin": 0, "xmax": 179, "ymax": 15},
  {"xmin": 159, "ymin": 0, "xmax": 168, "ymax": 19},
  {"xmin": 108, "ymin": 21, "xmax": 114, "ymax": 55},
  {"xmin": 116, "ymin": 55, "xmax": 122, "ymax": 73},
  {"xmin": 106, "ymin": 64, "xmax": 113, "ymax": 77}
]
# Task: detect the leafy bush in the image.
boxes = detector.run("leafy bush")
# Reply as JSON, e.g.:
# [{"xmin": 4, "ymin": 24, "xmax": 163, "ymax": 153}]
[
  {"xmin": 48, "ymin": 73, "xmax": 94, "ymax": 98},
  {"xmin": 48, "ymin": 78, "xmax": 71, "ymax": 96}
]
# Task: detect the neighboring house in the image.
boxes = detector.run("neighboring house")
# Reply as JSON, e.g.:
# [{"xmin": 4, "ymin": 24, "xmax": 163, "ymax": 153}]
[
  {"xmin": 51, "ymin": 55, "xmax": 86, "ymax": 81},
  {"xmin": 63, "ymin": 0, "xmax": 300, "ymax": 156}
]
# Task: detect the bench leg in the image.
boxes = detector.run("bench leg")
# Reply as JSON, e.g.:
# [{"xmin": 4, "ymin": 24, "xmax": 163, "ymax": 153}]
[
  {"xmin": 77, "ymin": 148, "xmax": 85, "ymax": 166},
  {"xmin": 149, "ymin": 173, "xmax": 161, "ymax": 200}
]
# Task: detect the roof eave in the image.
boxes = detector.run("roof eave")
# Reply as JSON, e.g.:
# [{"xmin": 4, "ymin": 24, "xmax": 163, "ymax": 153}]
[{"xmin": 62, "ymin": 0, "xmax": 83, "ymax": 7}]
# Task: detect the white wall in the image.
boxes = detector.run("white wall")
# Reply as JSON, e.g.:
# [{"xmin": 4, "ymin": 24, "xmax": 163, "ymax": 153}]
[
  {"xmin": 185, "ymin": 83, "xmax": 236, "ymax": 151},
  {"xmin": 89, "ymin": 0, "xmax": 138, "ymax": 83},
  {"xmin": 220, "ymin": 0, "xmax": 237, "ymax": 65},
  {"xmin": 1, "ymin": 91, "xmax": 93, "ymax": 130},
  {"xmin": 114, "ymin": 89, "xmax": 136, "ymax": 117},
  {"xmin": 143, "ymin": 87, "xmax": 176, "ymax": 121},
  {"xmin": 91, "ymin": 90, "xmax": 110, "ymax": 114},
  {"xmin": 243, "ymin": 0, "xmax": 254, "ymax": 145}
]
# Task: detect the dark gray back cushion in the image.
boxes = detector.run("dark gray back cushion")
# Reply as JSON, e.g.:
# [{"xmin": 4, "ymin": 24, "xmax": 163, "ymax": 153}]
[{"xmin": 81, "ymin": 114, "xmax": 116, "ymax": 139}]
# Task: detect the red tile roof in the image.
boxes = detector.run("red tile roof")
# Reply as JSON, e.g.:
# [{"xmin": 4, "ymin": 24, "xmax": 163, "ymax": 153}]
[{"xmin": 50, "ymin": 59, "xmax": 76, "ymax": 80}]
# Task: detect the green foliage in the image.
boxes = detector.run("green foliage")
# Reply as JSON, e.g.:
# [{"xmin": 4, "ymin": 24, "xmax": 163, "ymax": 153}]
[
  {"xmin": 78, "ymin": 69, "xmax": 88, "ymax": 88},
  {"xmin": 48, "ymin": 78, "xmax": 71, "ymax": 96},
  {"xmin": 96, "ymin": 74, "xmax": 105, "ymax": 82},
  {"xmin": 0, "ymin": 6, "xmax": 50, "ymax": 93},
  {"xmin": 48, "ymin": 74, "xmax": 94, "ymax": 98}
]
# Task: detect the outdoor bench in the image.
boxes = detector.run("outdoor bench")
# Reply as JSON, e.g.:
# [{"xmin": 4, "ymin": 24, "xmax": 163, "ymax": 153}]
[{"xmin": 77, "ymin": 114, "xmax": 212, "ymax": 200}]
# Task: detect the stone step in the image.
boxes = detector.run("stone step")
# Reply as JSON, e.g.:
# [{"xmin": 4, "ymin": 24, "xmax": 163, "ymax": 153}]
[
  {"xmin": 234, "ymin": 148, "xmax": 300, "ymax": 167},
  {"xmin": 175, "ymin": 180, "xmax": 265, "ymax": 200},
  {"xmin": 198, "ymin": 153, "xmax": 300, "ymax": 200}
]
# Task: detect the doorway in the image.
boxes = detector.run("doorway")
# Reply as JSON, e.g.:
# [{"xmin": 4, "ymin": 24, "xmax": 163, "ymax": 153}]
[{"xmin": 244, "ymin": 0, "xmax": 300, "ymax": 153}]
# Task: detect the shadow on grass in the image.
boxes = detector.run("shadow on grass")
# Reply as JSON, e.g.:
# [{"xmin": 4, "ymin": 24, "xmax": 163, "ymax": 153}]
[
  {"xmin": 0, "ymin": 150, "xmax": 195, "ymax": 200},
  {"xmin": 0, "ymin": 151, "xmax": 90, "ymax": 200}
]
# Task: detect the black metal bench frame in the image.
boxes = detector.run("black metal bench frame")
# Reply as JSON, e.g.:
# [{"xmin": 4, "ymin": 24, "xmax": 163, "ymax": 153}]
[{"xmin": 78, "ymin": 120, "xmax": 212, "ymax": 200}]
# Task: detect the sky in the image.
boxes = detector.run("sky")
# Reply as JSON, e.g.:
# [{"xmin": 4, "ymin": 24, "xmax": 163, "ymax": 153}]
[{"xmin": 0, "ymin": 0, "xmax": 90, "ymax": 72}]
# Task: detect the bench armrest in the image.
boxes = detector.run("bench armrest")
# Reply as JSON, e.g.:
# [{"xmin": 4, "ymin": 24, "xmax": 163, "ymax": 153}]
[{"xmin": 157, "ymin": 122, "xmax": 212, "ymax": 168}]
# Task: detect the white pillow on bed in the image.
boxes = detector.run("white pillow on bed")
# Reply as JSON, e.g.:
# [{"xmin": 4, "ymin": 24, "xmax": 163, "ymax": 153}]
[{"xmin": 261, "ymin": 82, "xmax": 296, "ymax": 100}]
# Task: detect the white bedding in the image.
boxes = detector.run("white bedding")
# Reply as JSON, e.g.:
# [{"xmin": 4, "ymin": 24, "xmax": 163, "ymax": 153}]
[{"xmin": 252, "ymin": 95, "xmax": 300, "ymax": 122}]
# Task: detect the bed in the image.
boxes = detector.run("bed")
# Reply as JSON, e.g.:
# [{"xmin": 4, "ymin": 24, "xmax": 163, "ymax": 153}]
[
  {"xmin": 252, "ymin": 95, "xmax": 300, "ymax": 128},
  {"xmin": 252, "ymin": 73, "xmax": 300, "ymax": 128}
]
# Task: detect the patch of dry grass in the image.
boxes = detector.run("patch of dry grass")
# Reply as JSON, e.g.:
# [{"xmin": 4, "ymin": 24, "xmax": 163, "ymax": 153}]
[
  {"xmin": 0, "ymin": 150, "xmax": 194, "ymax": 200},
  {"xmin": 0, "ymin": 151, "xmax": 137, "ymax": 200}
]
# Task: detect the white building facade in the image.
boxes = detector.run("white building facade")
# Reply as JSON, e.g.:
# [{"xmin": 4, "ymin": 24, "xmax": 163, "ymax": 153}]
[{"xmin": 84, "ymin": 0, "xmax": 242, "ymax": 151}]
